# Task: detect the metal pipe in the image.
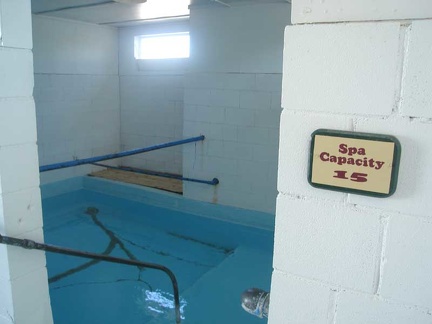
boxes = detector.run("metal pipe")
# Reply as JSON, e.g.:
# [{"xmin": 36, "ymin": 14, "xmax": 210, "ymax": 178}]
[
  {"xmin": 40, "ymin": 136, "xmax": 205, "ymax": 173},
  {"xmin": 0, "ymin": 233, "xmax": 181, "ymax": 324},
  {"xmin": 92, "ymin": 163, "xmax": 219, "ymax": 186},
  {"xmin": 213, "ymin": 0, "xmax": 231, "ymax": 7},
  {"xmin": 101, "ymin": 14, "xmax": 189, "ymax": 26}
]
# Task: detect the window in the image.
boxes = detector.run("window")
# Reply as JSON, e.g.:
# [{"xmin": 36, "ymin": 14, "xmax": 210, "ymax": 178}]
[{"xmin": 134, "ymin": 32, "xmax": 190, "ymax": 60}]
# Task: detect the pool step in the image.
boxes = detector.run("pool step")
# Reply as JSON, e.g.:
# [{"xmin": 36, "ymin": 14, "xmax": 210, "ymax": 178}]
[
  {"xmin": 90, "ymin": 168, "xmax": 183, "ymax": 194},
  {"xmin": 147, "ymin": 246, "xmax": 272, "ymax": 324}
]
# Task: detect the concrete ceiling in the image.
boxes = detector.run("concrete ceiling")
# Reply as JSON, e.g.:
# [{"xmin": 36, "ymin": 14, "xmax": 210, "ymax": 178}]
[
  {"xmin": 31, "ymin": 0, "xmax": 289, "ymax": 26},
  {"xmin": 31, "ymin": 0, "xmax": 190, "ymax": 26}
]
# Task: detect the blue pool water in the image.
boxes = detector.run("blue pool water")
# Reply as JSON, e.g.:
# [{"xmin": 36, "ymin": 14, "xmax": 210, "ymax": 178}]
[{"xmin": 41, "ymin": 177, "xmax": 274, "ymax": 324}]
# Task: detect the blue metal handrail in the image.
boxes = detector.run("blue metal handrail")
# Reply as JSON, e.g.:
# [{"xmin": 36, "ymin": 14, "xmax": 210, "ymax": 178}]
[
  {"xmin": 92, "ymin": 163, "xmax": 219, "ymax": 186},
  {"xmin": 40, "ymin": 136, "xmax": 205, "ymax": 172}
]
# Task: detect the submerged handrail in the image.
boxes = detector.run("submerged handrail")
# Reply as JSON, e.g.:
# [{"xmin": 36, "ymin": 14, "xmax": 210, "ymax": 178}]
[
  {"xmin": 92, "ymin": 163, "xmax": 220, "ymax": 186},
  {"xmin": 39, "ymin": 136, "xmax": 205, "ymax": 173},
  {"xmin": 0, "ymin": 234, "xmax": 182, "ymax": 324}
]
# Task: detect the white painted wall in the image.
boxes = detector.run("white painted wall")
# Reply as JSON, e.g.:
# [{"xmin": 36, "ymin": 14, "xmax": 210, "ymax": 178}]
[
  {"xmin": 32, "ymin": 15, "xmax": 120, "ymax": 184},
  {"xmin": 183, "ymin": 2, "xmax": 291, "ymax": 213},
  {"xmin": 270, "ymin": 2, "xmax": 432, "ymax": 322},
  {"xmin": 0, "ymin": 0, "xmax": 52, "ymax": 323},
  {"xmin": 118, "ymin": 21, "xmax": 187, "ymax": 174},
  {"xmin": 189, "ymin": 3, "xmax": 289, "ymax": 74}
]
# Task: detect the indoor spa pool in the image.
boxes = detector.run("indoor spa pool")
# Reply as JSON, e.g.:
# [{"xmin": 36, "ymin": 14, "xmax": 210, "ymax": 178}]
[{"xmin": 41, "ymin": 177, "xmax": 274, "ymax": 324}]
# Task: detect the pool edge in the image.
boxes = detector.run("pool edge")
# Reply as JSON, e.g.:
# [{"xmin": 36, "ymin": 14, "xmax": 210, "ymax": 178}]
[{"xmin": 41, "ymin": 176, "xmax": 275, "ymax": 232}]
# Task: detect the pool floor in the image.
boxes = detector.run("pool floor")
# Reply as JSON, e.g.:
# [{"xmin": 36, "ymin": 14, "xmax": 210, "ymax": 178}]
[{"xmin": 42, "ymin": 187, "xmax": 274, "ymax": 324}]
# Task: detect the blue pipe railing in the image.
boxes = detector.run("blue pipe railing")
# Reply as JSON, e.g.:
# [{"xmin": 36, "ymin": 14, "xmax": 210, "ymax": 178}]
[
  {"xmin": 0, "ymin": 233, "xmax": 182, "ymax": 323},
  {"xmin": 40, "ymin": 136, "xmax": 205, "ymax": 173},
  {"xmin": 92, "ymin": 163, "xmax": 219, "ymax": 186}
]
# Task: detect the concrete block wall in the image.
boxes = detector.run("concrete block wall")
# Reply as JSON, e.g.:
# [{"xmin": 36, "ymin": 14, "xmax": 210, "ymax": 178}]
[
  {"xmin": 118, "ymin": 22, "xmax": 187, "ymax": 175},
  {"xmin": 32, "ymin": 16, "xmax": 120, "ymax": 184},
  {"xmin": 0, "ymin": 0, "xmax": 52, "ymax": 323},
  {"xmin": 184, "ymin": 3, "xmax": 291, "ymax": 214},
  {"xmin": 270, "ymin": 4, "xmax": 432, "ymax": 323},
  {"xmin": 292, "ymin": 0, "xmax": 432, "ymax": 24}
]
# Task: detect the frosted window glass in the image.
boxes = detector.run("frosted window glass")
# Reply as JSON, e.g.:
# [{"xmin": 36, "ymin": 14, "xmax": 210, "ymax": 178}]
[{"xmin": 135, "ymin": 33, "xmax": 190, "ymax": 60}]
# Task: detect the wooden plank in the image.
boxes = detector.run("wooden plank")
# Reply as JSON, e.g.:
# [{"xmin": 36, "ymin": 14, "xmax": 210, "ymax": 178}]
[{"xmin": 90, "ymin": 169, "xmax": 183, "ymax": 194}]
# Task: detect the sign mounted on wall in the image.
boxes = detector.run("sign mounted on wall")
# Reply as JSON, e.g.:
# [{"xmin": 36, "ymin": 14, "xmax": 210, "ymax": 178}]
[{"xmin": 308, "ymin": 129, "xmax": 401, "ymax": 197}]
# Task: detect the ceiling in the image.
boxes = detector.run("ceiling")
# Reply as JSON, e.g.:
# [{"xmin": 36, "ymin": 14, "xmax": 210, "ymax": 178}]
[
  {"xmin": 31, "ymin": 0, "xmax": 287, "ymax": 27},
  {"xmin": 31, "ymin": 0, "xmax": 191, "ymax": 26}
]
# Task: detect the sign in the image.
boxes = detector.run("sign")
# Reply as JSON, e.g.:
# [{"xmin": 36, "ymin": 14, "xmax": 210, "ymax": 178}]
[{"xmin": 308, "ymin": 129, "xmax": 401, "ymax": 197}]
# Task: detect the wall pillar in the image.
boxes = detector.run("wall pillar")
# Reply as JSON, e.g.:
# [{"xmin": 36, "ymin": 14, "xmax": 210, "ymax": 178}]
[
  {"xmin": 0, "ymin": 0, "xmax": 53, "ymax": 323},
  {"xmin": 270, "ymin": 0, "xmax": 432, "ymax": 322}
]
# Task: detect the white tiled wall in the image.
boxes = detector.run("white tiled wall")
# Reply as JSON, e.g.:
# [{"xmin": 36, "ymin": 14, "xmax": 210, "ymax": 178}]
[
  {"xmin": 0, "ymin": 0, "xmax": 52, "ymax": 322},
  {"xmin": 32, "ymin": 16, "xmax": 120, "ymax": 184},
  {"xmin": 270, "ymin": 10, "xmax": 432, "ymax": 324},
  {"xmin": 117, "ymin": 4, "xmax": 290, "ymax": 213},
  {"xmin": 33, "ymin": 16, "xmax": 118, "ymax": 75},
  {"xmin": 189, "ymin": 3, "xmax": 291, "ymax": 74},
  {"xmin": 183, "ymin": 2, "xmax": 291, "ymax": 213},
  {"xmin": 184, "ymin": 73, "xmax": 282, "ymax": 213},
  {"xmin": 34, "ymin": 74, "xmax": 120, "ymax": 183},
  {"xmin": 120, "ymin": 75, "xmax": 184, "ymax": 174},
  {"xmin": 118, "ymin": 22, "xmax": 188, "ymax": 175}
]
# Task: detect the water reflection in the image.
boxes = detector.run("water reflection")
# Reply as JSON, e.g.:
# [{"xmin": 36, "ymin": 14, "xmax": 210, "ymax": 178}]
[{"xmin": 137, "ymin": 289, "xmax": 187, "ymax": 321}]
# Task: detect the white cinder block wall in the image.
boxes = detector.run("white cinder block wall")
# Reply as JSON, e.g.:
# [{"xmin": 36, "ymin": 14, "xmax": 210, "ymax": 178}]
[
  {"xmin": 32, "ymin": 16, "xmax": 120, "ymax": 184},
  {"xmin": 118, "ymin": 22, "xmax": 187, "ymax": 174},
  {"xmin": 0, "ymin": 0, "xmax": 52, "ymax": 323},
  {"xmin": 183, "ymin": 3, "xmax": 291, "ymax": 214},
  {"xmin": 270, "ymin": 1, "xmax": 432, "ymax": 322}
]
